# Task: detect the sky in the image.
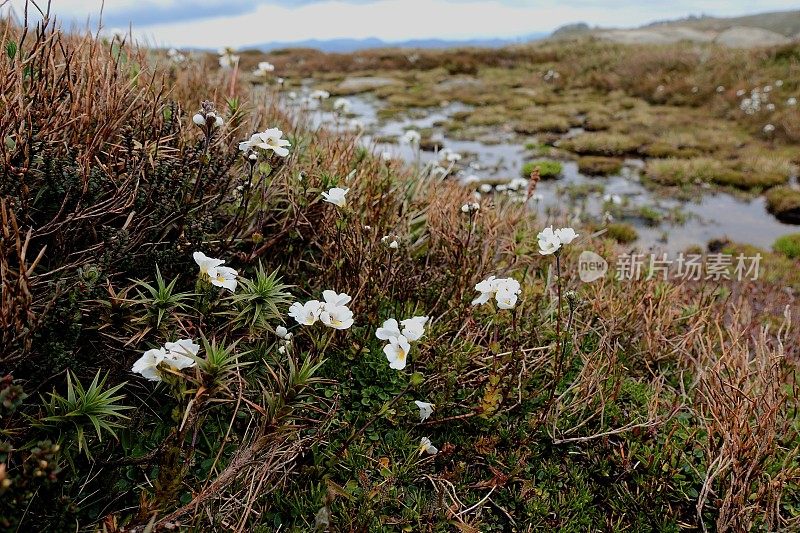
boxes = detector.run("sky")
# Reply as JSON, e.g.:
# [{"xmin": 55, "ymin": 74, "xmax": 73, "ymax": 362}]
[{"xmin": 6, "ymin": 0, "xmax": 800, "ymax": 48}]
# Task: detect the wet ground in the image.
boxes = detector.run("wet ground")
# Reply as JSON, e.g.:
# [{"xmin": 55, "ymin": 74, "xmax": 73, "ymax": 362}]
[{"xmin": 288, "ymin": 89, "xmax": 798, "ymax": 253}]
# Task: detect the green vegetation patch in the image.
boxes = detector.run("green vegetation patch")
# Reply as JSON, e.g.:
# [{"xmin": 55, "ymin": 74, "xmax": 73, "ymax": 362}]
[{"xmin": 522, "ymin": 159, "xmax": 563, "ymax": 179}]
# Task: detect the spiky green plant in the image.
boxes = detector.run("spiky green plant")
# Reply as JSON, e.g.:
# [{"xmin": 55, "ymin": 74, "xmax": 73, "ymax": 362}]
[
  {"xmin": 228, "ymin": 264, "xmax": 292, "ymax": 333},
  {"xmin": 200, "ymin": 337, "xmax": 249, "ymax": 387},
  {"xmin": 131, "ymin": 265, "xmax": 194, "ymax": 331},
  {"xmin": 39, "ymin": 371, "xmax": 131, "ymax": 459}
]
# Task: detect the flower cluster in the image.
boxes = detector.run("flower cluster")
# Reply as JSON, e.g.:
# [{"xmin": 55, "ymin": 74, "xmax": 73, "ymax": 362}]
[
  {"xmin": 333, "ymin": 98, "xmax": 351, "ymax": 113},
  {"xmin": 472, "ymin": 276, "xmax": 521, "ymax": 310},
  {"xmin": 253, "ymin": 61, "xmax": 275, "ymax": 77},
  {"xmin": 193, "ymin": 251, "xmax": 238, "ymax": 292},
  {"xmin": 218, "ymin": 47, "xmax": 239, "ymax": 69},
  {"xmin": 402, "ymin": 129, "xmax": 421, "ymax": 146},
  {"xmin": 238, "ymin": 127, "xmax": 292, "ymax": 158},
  {"xmin": 132, "ymin": 339, "xmax": 199, "ymax": 382},
  {"xmin": 192, "ymin": 101, "xmax": 224, "ymax": 132},
  {"xmin": 537, "ymin": 226, "xmax": 578, "ymax": 255},
  {"xmin": 288, "ymin": 290, "xmax": 354, "ymax": 330},
  {"xmin": 376, "ymin": 316, "xmax": 428, "ymax": 370},
  {"xmin": 167, "ymin": 47, "xmax": 186, "ymax": 63}
]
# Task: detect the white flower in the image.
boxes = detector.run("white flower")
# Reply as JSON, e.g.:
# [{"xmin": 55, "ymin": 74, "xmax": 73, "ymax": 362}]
[
  {"xmin": 319, "ymin": 290, "xmax": 354, "ymax": 330},
  {"xmin": 276, "ymin": 326, "xmax": 291, "ymax": 339},
  {"xmin": 419, "ymin": 436, "xmax": 438, "ymax": 455},
  {"xmin": 132, "ymin": 347, "xmax": 167, "ymax": 381},
  {"xmin": 401, "ymin": 316, "xmax": 428, "ymax": 341},
  {"xmin": 376, "ymin": 318, "xmax": 402, "ymax": 340},
  {"xmin": 192, "ymin": 113, "xmax": 205, "ymax": 126},
  {"xmin": 162, "ymin": 339, "xmax": 199, "ymax": 370},
  {"xmin": 193, "ymin": 251, "xmax": 225, "ymax": 277},
  {"xmin": 253, "ymin": 61, "xmax": 275, "ymax": 76},
  {"xmin": 479, "ymin": 183, "xmax": 493, "ymax": 193},
  {"xmin": 414, "ymin": 400, "xmax": 434, "ymax": 422},
  {"xmin": 472, "ymin": 276, "xmax": 521, "ymax": 309},
  {"xmin": 603, "ymin": 193, "xmax": 622, "ymax": 205},
  {"xmin": 322, "ymin": 187, "xmax": 349, "ymax": 207},
  {"xmin": 383, "ymin": 335, "xmax": 411, "ymax": 370},
  {"xmin": 334, "ymin": 98, "xmax": 351, "ymax": 113},
  {"xmin": 766, "ymin": 103, "xmax": 776, "ymax": 111},
  {"xmin": 239, "ymin": 128, "xmax": 291, "ymax": 157},
  {"xmin": 388, "ymin": 240, "xmax": 399, "ymax": 249},
  {"xmin": 764, "ymin": 85, "xmax": 772, "ymax": 93},
  {"xmin": 537, "ymin": 226, "xmax": 561, "ymax": 255},
  {"xmin": 763, "ymin": 123, "xmax": 776, "ymax": 133},
  {"xmin": 554, "ymin": 227, "xmax": 579, "ymax": 245},
  {"xmin": 788, "ymin": 97, "xmax": 797, "ymax": 106},
  {"xmin": 381, "ymin": 151, "xmax": 393, "ymax": 161},
  {"xmin": 214, "ymin": 115, "xmax": 224, "ymax": 128},
  {"xmin": 776, "ymin": 79, "xmax": 784, "ymax": 87},
  {"xmin": 288, "ymin": 300, "xmax": 323, "ymax": 326},
  {"xmin": 402, "ymin": 130, "xmax": 421, "ymax": 145},
  {"xmin": 440, "ymin": 148, "xmax": 461, "ymax": 162},
  {"xmin": 278, "ymin": 345, "xmax": 286, "ymax": 354},
  {"xmin": 716, "ymin": 85, "xmax": 725, "ymax": 93},
  {"xmin": 736, "ymin": 89, "xmax": 746, "ymax": 97},
  {"xmin": 461, "ymin": 202, "xmax": 479, "ymax": 213},
  {"xmin": 209, "ymin": 266, "xmax": 238, "ymax": 292},
  {"xmin": 218, "ymin": 50, "xmax": 239, "ymax": 69},
  {"xmin": 310, "ymin": 89, "xmax": 330, "ymax": 100}
]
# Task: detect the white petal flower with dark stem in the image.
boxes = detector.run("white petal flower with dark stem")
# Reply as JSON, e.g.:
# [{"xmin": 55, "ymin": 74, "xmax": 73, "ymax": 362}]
[
  {"xmin": 414, "ymin": 401, "xmax": 434, "ymax": 422},
  {"xmin": 401, "ymin": 316, "xmax": 428, "ymax": 341},
  {"xmin": 239, "ymin": 128, "xmax": 291, "ymax": 158},
  {"xmin": 209, "ymin": 266, "xmax": 238, "ymax": 292},
  {"xmin": 319, "ymin": 304, "xmax": 354, "ymax": 330},
  {"xmin": 537, "ymin": 226, "xmax": 562, "ymax": 255},
  {"xmin": 472, "ymin": 276, "xmax": 521, "ymax": 310},
  {"xmin": 288, "ymin": 300, "xmax": 323, "ymax": 326},
  {"xmin": 376, "ymin": 318, "xmax": 402, "ymax": 341},
  {"xmin": 554, "ymin": 227, "xmax": 579, "ymax": 246},
  {"xmin": 132, "ymin": 347, "xmax": 167, "ymax": 381},
  {"xmin": 193, "ymin": 251, "xmax": 225, "ymax": 277},
  {"xmin": 383, "ymin": 335, "xmax": 411, "ymax": 370},
  {"xmin": 322, "ymin": 187, "xmax": 349, "ymax": 207},
  {"xmin": 419, "ymin": 436, "xmax": 438, "ymax": 455}
]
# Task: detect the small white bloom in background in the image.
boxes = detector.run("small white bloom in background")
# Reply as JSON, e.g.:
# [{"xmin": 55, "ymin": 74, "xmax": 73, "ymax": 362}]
[
  {"xmin": 555, "ymin": 227, "xmax": 579, "ymax": 245},
  {"xmin": 766, "ymin": 103, "xmax": 776, "ymax": 112},
  {"xmin": 383, "ymin": 335, "xmax": 411, "ymax": 370},
  {"xmin": 193, "ymin": 251, "xmax": 224, "ymax": 277},
  {"xmin": 192, "ymin": 113, "xmax": 206, "ymax": 126},
  {"xmin": 322, "ymin": 187, "xmax": 349, "ymax": 207},
  {"xmin": 132, "ymin": 347, "xmax": 168, "ymax": 381},
  {"xmin": 334, "ymin": 98, "xmax": 351, "ymax": 113},
  {"xmin": 776, "ymin": 79, "xmax": 784, "ymax": 87},
  {"xmin": 419, "ymin": 436, "xmax": 438, "ymax": 455},
  {"xmin": 218, "ymin": 48, "xmax": 239, "ymax": 69},
  {"xmin": 376, "ymin": 318, "xmax": 402, "ymax": 340},
  {"xmin": 763, "ymin": 85, "xmax": 772, "ymax": 93},
  {"xmin": 788, "ymin": 97, "xmax": 797, "ymax": 106},
  {"xmin": 239, "ymin": 128, "xmax": 291, "ymax": 157},
  {"xmin": 414, "ymin": 400, "xmax": 434, "ymax": 422},
  {"xmin": 603, "ymin": 193, "xmax": 622, "ymax": 205},
  {"xmin": 496, "ymin": 184, "xmax": 507, "ymax": 192},
  {"xmin": 289, "ymin": 300, "xmax": 323, "ymax": 326},
  {"xmin": 537, "ymin": 226, "xmax": 562, "ymax": 255},
  {"xmin": 288, "ymin": 91, "xmax": 298, "ymax": 99},
  {"xmin": 461, "ymin": 175, "xmax": 480, "ymax": 185},
  {"xmin": 388, "ymin": 240, "xmax": 399, "ymax": 249},
  {"xmin": 310, "ymin": 89, "xmax": 330, "ymax": 100},
  {"xmin": 210, "ymin": 266, "xmax": 238, "ymax": 292},
  {"xmin": 363, "ymin": 225, "xmax": 371, "ymax": 230},
  {"xmin": 253, "ymin": 61, "xmax": 275, "ymax": 76},
  {"xmin": 736, "ymin": 89, "xmax": 746, "ymax": 97},
  {"xmin": 278, "ymin": 345, "xmax": 286, "ymax": 354},
  {"xmin": 716, "ymin": 85, "xmax": 725, "ymax": 93},
  {"xmin": 763, "ymin": 123, "xmax": 776, "ymax": 134},
  {"xmin": 319, "ymin": 290, "xmax": 354, "ymax": 330},
  {"xmin": 691, "ymin": 86, "xmax": 698, "ymax": 93},
  {"xmin": 276, "ymin": 325, "xmax": 292, "ymax": 340},
  {"xmin": 461, "ymin": 202, "xmax": 480, "ymax": 213},
  {"xmin": 543, "ymin": 69, "xmax": 560, "ymax": 81},
  {"xmin": 402, "ymin": 129, "xmax": 421, "ymax": 145},
  {"xmin": 479, "ymin": 183, "xmax": 493, "ymax": 193},
  {"xmin": 381, "ymin": 151, "xmax": 393, "ymax": 161},
  {"xmin": 401, "ymin": 316, "xmax": 428, "ymax": 341},
  {"xmin": 440, "ymin": 148, "xmax": 461, "ymax": 162}
]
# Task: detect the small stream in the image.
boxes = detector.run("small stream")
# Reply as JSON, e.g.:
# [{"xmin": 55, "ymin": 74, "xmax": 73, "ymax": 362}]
[{"xmin": 288, "ymin": 89, "xmax": 799, "ymax": 253}]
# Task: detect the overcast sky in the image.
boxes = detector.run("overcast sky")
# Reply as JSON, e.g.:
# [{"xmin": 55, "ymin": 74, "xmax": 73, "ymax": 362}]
[{"xmin": 7, "ymin": 0, "xmax": 799, "ymax": 48}]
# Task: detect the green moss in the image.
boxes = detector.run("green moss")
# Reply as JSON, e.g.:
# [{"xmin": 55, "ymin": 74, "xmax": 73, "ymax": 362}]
[
  {"xmin": 577, "ymin": 156, "xmax": 623, "ymax": 176},
  {"xmin": 513, "ymin": 115, "xmax": 571, "ymax": 134},
  {"xmin": 774, "ymin": 233, "xmax": 800, "ymax": 259},
  {"xmin": 522, "ymin": 159, "xmax": 563, "ymax": 179},
  {"xmin": 561, "ymin": 133, "xmax": 640, "ymax": 156},
  {"xmin": 767, "ymin": 186, "xmax": 800, "ymax": 223},
  {"xmin": 606, "ymin": 222, "xmax": 639, "ymax": 244},
  {"xmin": 645, "ymin": 157, "xmax": 788, "ymax": 189}
]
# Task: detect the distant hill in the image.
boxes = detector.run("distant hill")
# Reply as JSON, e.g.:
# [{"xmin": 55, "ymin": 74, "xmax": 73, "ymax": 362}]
[
  {"xmin": 645, "ymin": 10, "xmax": 800, "ymax": 38},
  {"xmin": 249, "ymin": 35, "xmax": 548, "ymax": 53}
]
